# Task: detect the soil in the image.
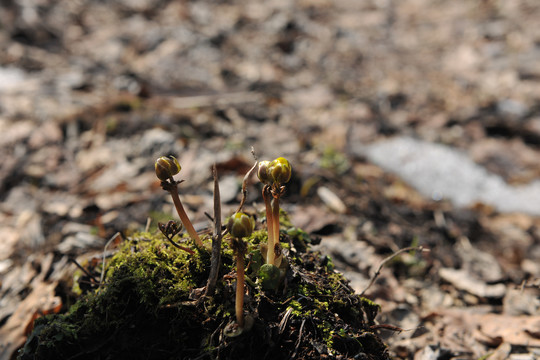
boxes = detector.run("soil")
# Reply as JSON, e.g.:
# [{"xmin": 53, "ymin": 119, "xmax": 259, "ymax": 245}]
[{"xmin": 1, "ymin": 1, "xmax": 540, "ymax": 359}]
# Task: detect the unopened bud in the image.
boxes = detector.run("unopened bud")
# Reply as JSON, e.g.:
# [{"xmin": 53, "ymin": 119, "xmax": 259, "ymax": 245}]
[
  {"xmin": 259, "ymin": 263, "xmax": 281, "ymax": 291},
  {"xmin": 257, "ymin": 160, "xmax": 272, "ymax": 185},
  {"xmin": 269, "ymin": 157, "xmax": 292, "ymax": 184},
  {"xmin": 228, "ymin": 212, "xmax": 254, "ymax": 239},
  {"xmin": 155, "ymin": 155, "xmax": 181, "ymax": 181}
]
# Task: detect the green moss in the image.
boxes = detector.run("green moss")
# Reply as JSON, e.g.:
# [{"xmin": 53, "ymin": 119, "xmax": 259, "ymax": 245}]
[
  {"xmin": 287, "ymin": 300, "xmax": 304, "ymax": 316},
  {"xmin": 286, "ymin": 227, "xmax": 311, "ymax": 251},
  {"xmin": 361, "ymin": 298, "xmax": 382, "ymax": 325},
  {"xmin": 21, "ymin": 218, "xmax": 389, "ymax": 360},
  {"xmin": 248, "ymin": 229, "xmax": 268, "ymax": 245},
  {"xmin": 320, "ymin": 146, "xmax": 351, "ymax": 175},
  {"xmin": 277, "ymin": 208, "xmax": 293, "ymax": 229}
]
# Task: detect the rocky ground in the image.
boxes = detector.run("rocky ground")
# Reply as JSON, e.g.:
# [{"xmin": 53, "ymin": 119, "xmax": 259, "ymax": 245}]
[{"xmin": 1, "ymin": 0, "xmax": 540, "ymax": 359}]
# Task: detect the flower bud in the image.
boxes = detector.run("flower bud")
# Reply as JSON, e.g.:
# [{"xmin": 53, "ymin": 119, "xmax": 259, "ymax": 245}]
[
  {"xmin": 257, "ymin": 160, "xmax": 272, "ymax": 185},
  {"xmin": 228, "ymin": 212, "xmax": 254, "ymax": 239},
  {"xmin": 269, "ymin": 157, "xmax": 292, "ymax": 184},
  {"xmin": 258, "ymin": 263, "xmax": 281, "ymax": 291},
  {"xmin": 155, "ymin": 155, "xmax": 181, "ymax": 181}
]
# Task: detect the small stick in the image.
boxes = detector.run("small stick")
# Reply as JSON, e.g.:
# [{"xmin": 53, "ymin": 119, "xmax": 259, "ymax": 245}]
[
  {"xmin": 235, "ymin": 160, "xmax": 258, "ymax": 214},
  {"xmin": 235, "ymin": 147, "xmax": 258, "ymax": 214},
  {"xmin": 292, "ymin": 318, "xmax": 306, "ymax": 359},
  {"xmin": 144, "ymin": 217, "xmax": 151, "ymax": 232},
  {"xmin": 204, "ymin": 212, "xmax": 214, "ymax": 222},
  {"xmin": 100, "ymin": 232, "xmax": 122, "ymax": 288},
  {"xmin": 370, "ymin": 324, "xmax": 405, "ymax": 332},
  {"xmin": 205, "ymin": 164, "xmax": 223, "ymax": 297},
  {"xmin": 359, "ymin": 246, "xmax": 429, "ymax": 297},
  {"xmin": 69, "ymin": 258, "xmax": 99, "ymax": 283}
]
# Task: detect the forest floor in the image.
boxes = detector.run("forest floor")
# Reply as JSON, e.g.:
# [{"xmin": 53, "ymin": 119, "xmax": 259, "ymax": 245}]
[{"xmin": 1, "ymin": 0, "xmax": 540, "ymax": 359}]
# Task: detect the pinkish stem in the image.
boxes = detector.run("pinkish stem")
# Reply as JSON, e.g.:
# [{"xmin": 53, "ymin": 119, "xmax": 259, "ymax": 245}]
[
  {"xmin": 235, "ymin": 249, "xmax": 245, "ymax": 328},
  {"xmin": 263, "ymin": 187, "xmax": 276, "ymax": 265},
  {"xmin": 168, "ymin": 188, "xmax": 203, "ymax": 248}
]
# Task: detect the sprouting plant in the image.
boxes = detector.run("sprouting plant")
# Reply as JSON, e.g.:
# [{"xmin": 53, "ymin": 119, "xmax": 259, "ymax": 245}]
[
  {"xmin": 158, "ymin": 220, "xmax": 195, "ymax": 255},
  {"xmin": 227, "ymin": 212, "xmax": 255, "ymax": 329},
  {"xmin": 257, "ymin": 157, "xmax": 292, "ymax": 265},
  {"xmin": 155, "ymin": 155, "xmax": 203, "ymax": 248}
]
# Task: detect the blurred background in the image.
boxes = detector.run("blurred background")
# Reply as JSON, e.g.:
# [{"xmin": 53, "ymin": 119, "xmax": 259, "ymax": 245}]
[{"xmin": 1, "ymin": 0, "xmax": 540, "ymax": 358}]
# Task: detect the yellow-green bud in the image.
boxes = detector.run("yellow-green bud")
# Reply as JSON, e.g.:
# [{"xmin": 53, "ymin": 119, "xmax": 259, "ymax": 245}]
[
  {"xmin": 258, "ymin": 263, "xmax": 281, "ymax": 291},
  {"xmin": 155, "ymin": 155, "xmax": 181, "ymax": 181},
  {"xmin": 257, "ymin": 160, "xmax": 272, "ymax": 185},
  {"xmin": 269, "ymin": 157, "xmax": 292, "ymax": 184},
  {"xmin": 228, "ymin": 212, "xmax": 254, "ymax": 239}
]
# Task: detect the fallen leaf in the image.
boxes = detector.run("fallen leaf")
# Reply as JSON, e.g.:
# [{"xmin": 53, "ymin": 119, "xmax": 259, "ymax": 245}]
[
  {"xmin": 0, "ymin": 253, "xmax": 61, "ymax": 359},
  {"xmin": 317, "ymin": 186, "xmax": 347, "ymax": 214},
  {"xmin": 439, "ymin": 267, "xmax": 506, "ymax": 299}
]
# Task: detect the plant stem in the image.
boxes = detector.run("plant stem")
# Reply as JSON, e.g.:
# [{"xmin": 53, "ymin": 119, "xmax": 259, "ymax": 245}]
[
  {"xmin": 167, "ymin": 186, "xmax": 203, "ymax": 248},
  {"xmin": 235, "ymin": 247, "xmax": 245, "ymax": 328},
  {"xmin": 263, "ymin": 187, "xmax": 275, "ymax": 265},
  {"xmin": 271, "ymin": 196, "xmax": 280, "ymax": 264}
]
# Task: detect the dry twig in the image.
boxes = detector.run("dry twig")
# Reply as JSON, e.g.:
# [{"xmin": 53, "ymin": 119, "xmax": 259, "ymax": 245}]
[
  {"xmin": 99, "ymin": 232, "xmax": 122, "ymax": 289},
  {"xmin": 205, "ymin": 164, "xmax": 223, "ymax": 297},
  {"xmin": 359, "ymin": 246, "xmax": 429, "ymax": 297},
  {"xmin": 235, "ymin": 147, "xmax": 258, "ymax": 214},
  {"xmin": 292, "ymin": 318, "xmax": 306, "ymax": 359}
]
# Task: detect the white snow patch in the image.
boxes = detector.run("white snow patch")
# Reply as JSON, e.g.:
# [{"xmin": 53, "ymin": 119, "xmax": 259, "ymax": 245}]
[{"xmin": 363, "ymin": 137, "xmax": 540, "ymax": 215}]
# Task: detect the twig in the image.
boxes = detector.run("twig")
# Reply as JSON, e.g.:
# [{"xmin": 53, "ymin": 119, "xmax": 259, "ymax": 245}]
[
  {"xmin": 292, "ymin": 318, "xmax": 306, "ymax": 359},
  {"xmin": 205, "ymin": 164, "xmax": 223, "ymax": 297},
  {"xmin": 359, "ymin": 246, "xmax": 429, "ymax": 297},
  {"xmin": 68, "ymin": 258, "xmax": 99, "ymax": 283},
  {"xmin": 279, "ymin": 307, "xmax": 293, "ymax": 334},
  {"xmin": 204, "ymin": 212, "xmax": 214, "ymax": 223},
  {"xmin": 144, "ymin": 217, "xmax": 151, "ymax": 232},
  {"xmin": 520, "ymin": 278, "xmax": 540, "ymax": 291},
  {"xmin": 166, "ymin": 91, "xmax": 263, "ymax": 110},
  {"xmin": 370, "ymin": 324, "xmax": 404, "ymax": 332},
  {"xmin": 370, "ymin": 324, "xmax": 425, "ymax": 334},
  {"xmin": 235, "ymin": 147, "xmax": 258, "ymax": 214},
  {"xmin": 251, "ymin": 147, "xmax": 257, "ymax": 159},
  {"xmin": 100, "ymin": 232, "xmax": 122, "ymax": 288}
]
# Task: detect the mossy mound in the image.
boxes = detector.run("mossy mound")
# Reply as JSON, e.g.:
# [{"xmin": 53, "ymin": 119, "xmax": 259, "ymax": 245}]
[{"xmin": 20, "ymin": 223, "xmax": 389, "ymax": 359}]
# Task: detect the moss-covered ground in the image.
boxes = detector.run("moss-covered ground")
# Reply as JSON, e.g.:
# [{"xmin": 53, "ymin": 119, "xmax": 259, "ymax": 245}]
[{"xmin": 20, "ymin": 215, "xmax": 389, "ymax": 360}]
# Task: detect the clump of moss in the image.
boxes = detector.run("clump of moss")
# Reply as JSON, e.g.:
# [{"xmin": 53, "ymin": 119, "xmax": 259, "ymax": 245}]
[
  {"xmin": 20, "ymin": 216, "xmax": 389, "ymax": 360},
  {"xmin": 21, "ymin": 154, "xmax": 388, "ymax": 359}
]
